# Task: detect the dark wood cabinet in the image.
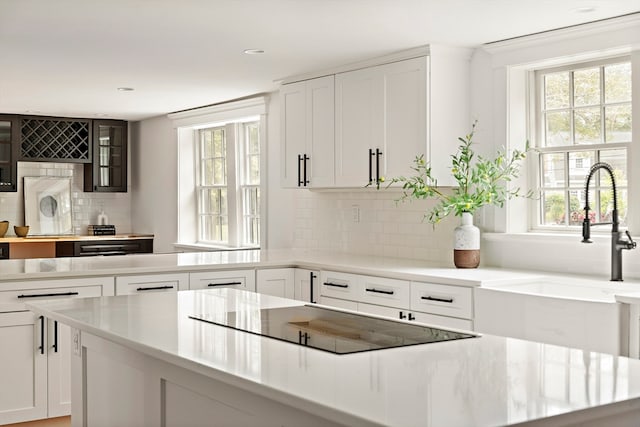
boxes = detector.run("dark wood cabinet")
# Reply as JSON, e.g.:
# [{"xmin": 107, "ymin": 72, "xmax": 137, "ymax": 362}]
[
  {"xmin": 0, "ymin": 115, "xmax": 20, "ymax": 192},
  {"xmin": 20, "ymin": 116, "xmax": 92, "ymax": 162},
  {"xmin": 0, "ymin": 242, "xmax": 9, "ymax": 259},
  {"xmin": 56, "ymin": 238, "xmax": 152, "ymax": 257},
  {"xmin": 84, "ymin": 120, "xmax": 128, "ymax": 192}
]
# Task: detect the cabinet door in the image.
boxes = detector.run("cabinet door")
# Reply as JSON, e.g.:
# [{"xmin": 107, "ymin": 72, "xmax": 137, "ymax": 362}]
[
  {"xmin": 306, "ymin": 76, "xmax": 335, "ymax": 188},
  {"xmin": 0, "ymin": 311, "xmax": 47, "ymax": 424},
  {"xmin": 47, "ymin": 319, "xmax": 71, "ymax": 417},
  {"xmin": 335, "ymin": 66, "xmax": 384, "ymax": 187},
  {"xmin": 189, "ymin": 270, "xmax": 256, "ymax": 292},
  {"xmin": 84, "ymin": 119, "xmax": 128, "ymax": 192},
  {"xmin": 256, "ymin": 268, "xmax": 295, "ymax": 299},
  {"xmin": 0, "ymin": 114, "xmax": 19, "ymax": 192},
  {"xmin": 115, "ymin": 273, "xmax": 189, "ymax": 295},
  {"xmin": 280, "ymin": 81, "xmax": 307, "ymax": 188},
  {"xmin": 379, "ymin": 57, "xmax": 427, "ymax": 181},
  {"xmin": 293, "ymin": 269, "xmax": 319, "ymax": 303}
]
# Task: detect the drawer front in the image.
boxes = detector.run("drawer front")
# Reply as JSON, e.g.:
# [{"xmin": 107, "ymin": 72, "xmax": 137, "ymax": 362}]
[
  {"xmin": 319, "ymin": 271, "xmax": 359, "ymax": 301},
  {"xmin": 115, "ymin": 273, "xmax": 189, "ymax": 295},
  {"xmin": 358, "ymin": 301, "xmax": 403, "ymax": 320},
  {"xmin": 411, "ymin": 311, "xmax": 473, "ymax": 331},
  {"xmin": 189, "ymin": 270, "xmax": 256, "ymax": 292},
  {"xmin": 318, "ymin": 296, "xmax": 358, "ymax": 312},
  {"xmin": 358, "ymin": 276, "xmax": 410, "ymax": 309},
  {"xmin": 0, "ymin": 277, "xmax": 114, "ymax": 310},
  {"xmin": 410, "ymin": 282, "xmax": 473, "ymax": 320}
]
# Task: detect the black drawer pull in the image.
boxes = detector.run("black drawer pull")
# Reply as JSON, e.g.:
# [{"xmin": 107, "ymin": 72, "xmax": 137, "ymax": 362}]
[
  {"xmin": 39, "ymin": 316, "xmax": 44, "ymax": 355},
  {"xmin": 365, "ymin": 288, "xmax": 394, "ymax": 295},
  {"xmin": 18, "ymin": 291, "xmax": 79, "ymax": 299},
  {"xmin": 53, "ymin": 320, "xmax": 58, "ymax": 353},
  {"xmin": 208, "ymin": 282, "xmax": 242, "ymax": 287},
  {"xmin": 323, "ymin": 282, "xmax": 348, "ymax": 288},
  {"xmin": 421, "ymin": 296, "xmax": 454, "ymax": 303},
  {"xmin": 136, "ymin": 285, "xmax": 174, "ymax": 291}
]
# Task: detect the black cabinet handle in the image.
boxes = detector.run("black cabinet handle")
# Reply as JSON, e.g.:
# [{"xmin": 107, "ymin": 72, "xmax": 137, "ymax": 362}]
[
  {"xmin": 323, "ymin": 282, "xmax": 348, "ymax": 288},
  {"xmin": 297, "ymin": 154, "xmax": 303, "ymax": 186},
  {"xmin": 18, "ymin": 291, "xmax": 79, "ymax": 299},
  {"xmin": 375, "ymin": 148, "xmax": 382, "ymax": 183},
  {"xmin": 136, "ymin": 285, "xmax": 174, "ymax": 291},
  {"xmin": 365, "ymin": 288, "xmax": 394, "ymax": 295},
  {"xmin": 310, "ymin": 272, "xmax": 317, "ymax": 303},
  {"xmin": 207, "ymin": 282, "xmax": 242, "ymax": 287},
  {"xmin": 303, "ymin": 154, "xmax": 309, "ymax": 186},
  {"xmin": 421, "ymin": 296, "xmax": 454, "ymax": 303},
  {"xmin": 39, "ymin": 316, "xmax": 44, "ymax": 355},
  {"xmin": 368, "ymin": 148, "xmax": 374, "ymax": 184},
  {"xmin": 298, "ymin": 330, "xmax": 310, "ymax": 346},
  {"xmin": 408, "ymin": 313, "xmax": 415, "ymax": 321},
  {"xmin": 399, "ymin": 311, "xmax": 407, "ymax": 320},
  {"xmin": 53, "ymin": 320, "xmax": 58, "ymax": 353}
]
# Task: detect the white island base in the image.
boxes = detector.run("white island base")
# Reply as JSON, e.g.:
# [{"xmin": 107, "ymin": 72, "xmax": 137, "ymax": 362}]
[{"xmin": 27, "ymin": 289, "xmax": 640, "ymax": 427}]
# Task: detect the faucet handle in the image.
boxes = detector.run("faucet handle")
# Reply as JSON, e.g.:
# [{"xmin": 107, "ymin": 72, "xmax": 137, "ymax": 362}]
[{"xmin": 625, "ymin": 230, "xmax": 637, "ymax": 249}]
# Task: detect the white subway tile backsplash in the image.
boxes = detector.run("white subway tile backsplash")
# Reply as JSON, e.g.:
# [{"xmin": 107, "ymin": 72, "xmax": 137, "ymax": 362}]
[
  {"xmin": 0, "ymin": 162, "xmax": 132, "ymax": 236},
  {"xmin": 293, "ymin": 190, "xmax": 457, "ymax": 264}
]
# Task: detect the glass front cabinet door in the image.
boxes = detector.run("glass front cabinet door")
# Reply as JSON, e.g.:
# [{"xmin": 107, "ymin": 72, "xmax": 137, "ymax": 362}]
[
  {"xmin": 0, "ymin": 115, "xmax": 19, "ymax": 192},
  {"xmin": 84, "ymin": 120, "xmax": 128, "ymax": 192}
]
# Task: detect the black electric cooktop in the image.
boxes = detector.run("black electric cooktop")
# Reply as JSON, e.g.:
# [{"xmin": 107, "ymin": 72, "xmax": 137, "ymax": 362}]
[{"xmin": 189, "ymin": 304, "xmax": 477, "ymax": 355}]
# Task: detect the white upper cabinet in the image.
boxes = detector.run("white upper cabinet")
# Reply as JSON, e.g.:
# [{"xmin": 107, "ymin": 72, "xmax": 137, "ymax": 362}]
[
  {"xmin": 280, "ymin": 75, "xmax": 335, "ymax": 188},
  {"xmin": 281, "ymin": 45, "xmax": 471, "ymax": 189}
]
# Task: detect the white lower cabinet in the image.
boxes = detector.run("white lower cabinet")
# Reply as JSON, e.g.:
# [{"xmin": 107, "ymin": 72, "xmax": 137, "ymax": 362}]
[
  {"xmin": 115, "ymin": 273, "xmax": 189, "ymax": 295},
  {"xmin": 293, "ymin": 268, "xmax": 319, "ymax": 303},
  {"xmin": 189, "ymin": 270, "xmax": 256, "ymax": 292},
  {"xmin": 318, "ymin": 271, "xmax": 474, "ymax": 330},
  {"xmin": 256, "ymin": 268, "xmax": 295, "ymax": 299},
  {"xmin": 0, "ymin": 276, "xmax": 114, "ymax": 425}
]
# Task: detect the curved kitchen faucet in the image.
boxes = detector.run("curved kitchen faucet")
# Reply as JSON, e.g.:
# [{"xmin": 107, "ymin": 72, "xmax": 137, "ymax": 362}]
[{"xmin": 581, "ymin": 161, "xmax": 636, "ymax": 281}]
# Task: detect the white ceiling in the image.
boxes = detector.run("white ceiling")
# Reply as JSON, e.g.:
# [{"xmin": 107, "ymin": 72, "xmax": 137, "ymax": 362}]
[{"xmin": 0, "ymin": 0, "xmax": 638, "ymax": 121}]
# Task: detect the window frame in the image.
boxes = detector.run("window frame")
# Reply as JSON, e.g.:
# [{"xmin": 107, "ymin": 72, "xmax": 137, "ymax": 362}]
[{"xmin": 530, "ymin": 55, "xmax": 632, "ymax": 232}]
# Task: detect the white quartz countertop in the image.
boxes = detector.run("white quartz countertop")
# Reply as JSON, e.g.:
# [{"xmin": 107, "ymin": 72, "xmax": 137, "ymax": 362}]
[
  {"xmin": 0, "ymin": 248, "xmax": 544, "ymax": 286},
  {"xmin": 27, "ymin": 288, "xmax": 640, "ymax": 427}
]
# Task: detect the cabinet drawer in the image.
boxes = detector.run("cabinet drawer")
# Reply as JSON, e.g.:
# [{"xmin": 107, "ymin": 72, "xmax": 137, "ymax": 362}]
[
  {"xmin": 319, "ymin": 271, "xmax": 359, "ymax": 300},
  {"xmin": 115, "ymin": 273, "xmax": 188, "ymax": 295},
  {"xmin": 0, "ymin": 277, "xmax": 114, "ymax": 311},
  {"xmin": 189, "ymin": 270, "xmax": 255, "ymax": 292},
  {"xmin": 358, "ymin": 276, "xmax": 409, "ymax": 309},
  {"xmin": 410, "ymin": 282, "xmax": 473, "ymax": 320},
  {"xmin": 410, "ymin": 311, "xmax": 473, "ymax": 331},
  {"xmin": 318, "ymin": 296, "xmax": 358, "ymax": 312}
]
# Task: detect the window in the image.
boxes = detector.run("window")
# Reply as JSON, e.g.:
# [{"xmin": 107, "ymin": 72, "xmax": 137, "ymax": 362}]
[
  {"xmin": 534, "ymin": 58, "xmax": 631, "ymax": 229},
  {"xmin": 196, "ymin": 120, "xmax": 261, "ymax": 247}
]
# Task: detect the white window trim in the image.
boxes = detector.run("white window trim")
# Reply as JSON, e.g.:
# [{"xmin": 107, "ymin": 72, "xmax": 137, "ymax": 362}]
[{"xmin": 170, "ymin": 96, "xmax": 268, "ymax": 250}]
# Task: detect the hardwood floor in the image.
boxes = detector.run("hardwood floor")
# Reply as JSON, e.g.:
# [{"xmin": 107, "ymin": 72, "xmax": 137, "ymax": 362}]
[{"xmin": 3, "ymin": 416, "xmax": 71, "ymax": 427}]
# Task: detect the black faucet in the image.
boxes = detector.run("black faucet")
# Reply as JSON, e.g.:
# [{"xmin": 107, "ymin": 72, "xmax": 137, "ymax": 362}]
[{"xmin": 581, "ymin": 161, "xmax": 636, "ymax": 281}]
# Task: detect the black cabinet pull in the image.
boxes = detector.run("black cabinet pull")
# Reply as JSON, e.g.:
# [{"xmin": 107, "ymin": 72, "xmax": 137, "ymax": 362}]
[
  {"xmin": 310, "ymin": 272, "xmax": 317, "ymax": 303},
  {"xmin": 39, "ymin": 316, "xmax": 44, "ymax": 355},
  {"xmin": 375, "ymin": 148, "xmax": 382, "ymax": 183},
  {"xmin": 297, "ymin": 154, "xmax": 303, "ymax": 186},
  {"xmin": 323, "ymin": 282, "xmax": 348, "ymax": 289},
  {"xmin": 136, "ymin": 285, "xmax": 174, "ymax": 291},
  {"xmin": 368, "ymin": 148, "xmax": 374, "ymax": 184},
  {"xmin": 207, "ymin": 281, "xmax": 242, "ymax": 287},
  {"xmin": 53, "ymin": 320, "xmax": 58, "ymax": 353},
  {"xmin": 298, "ymin": 330, "xmax": 310, "ymax": 346},
  {"xmin": 365, "ymin": 288, "xmax": 394, "ymax": 295},
  {"xmin": 399, "ymin": 311, "xmax": 407, "ymax": 320},
  {"xmin": 303, "ymin": 154, "xmax": 309, "ymax": 186},
  {"xmin": 18, "ymin": 291, "xmax": 79, "ymax": 299},
  {"xmin": 408, "ymin": 313, "xmax": 415, "ymax": 321},
  {"xmin": 421, "ymin": 296, "xmax": 454, "ymax": 303}
]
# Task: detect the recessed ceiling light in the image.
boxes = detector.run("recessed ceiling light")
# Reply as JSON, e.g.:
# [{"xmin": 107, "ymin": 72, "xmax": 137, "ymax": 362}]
[
  {"xmin": 243, "ymin": 49, "xmax": 265, "ymax": 55},
  {"xmin": 117, "ymin": 87, "xmax": 134, "ymax": 92}
]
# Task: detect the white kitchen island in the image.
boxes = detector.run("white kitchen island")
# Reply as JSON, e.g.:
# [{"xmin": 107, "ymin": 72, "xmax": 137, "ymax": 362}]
[{"xmin": 26, "ymin": 288, "xmax": 640, "ymax": 427}]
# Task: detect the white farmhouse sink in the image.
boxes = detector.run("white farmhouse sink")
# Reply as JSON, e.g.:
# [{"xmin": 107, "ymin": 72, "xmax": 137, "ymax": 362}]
[{"xmin": 473, "ymin": 277, "xmax": 640, "ymax": 355}]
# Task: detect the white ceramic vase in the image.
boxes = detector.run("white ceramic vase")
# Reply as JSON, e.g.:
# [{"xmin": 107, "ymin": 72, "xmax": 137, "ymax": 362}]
[{"xmin": 453, "ymin": 212, "xmax": 480, "ymax": 268}]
